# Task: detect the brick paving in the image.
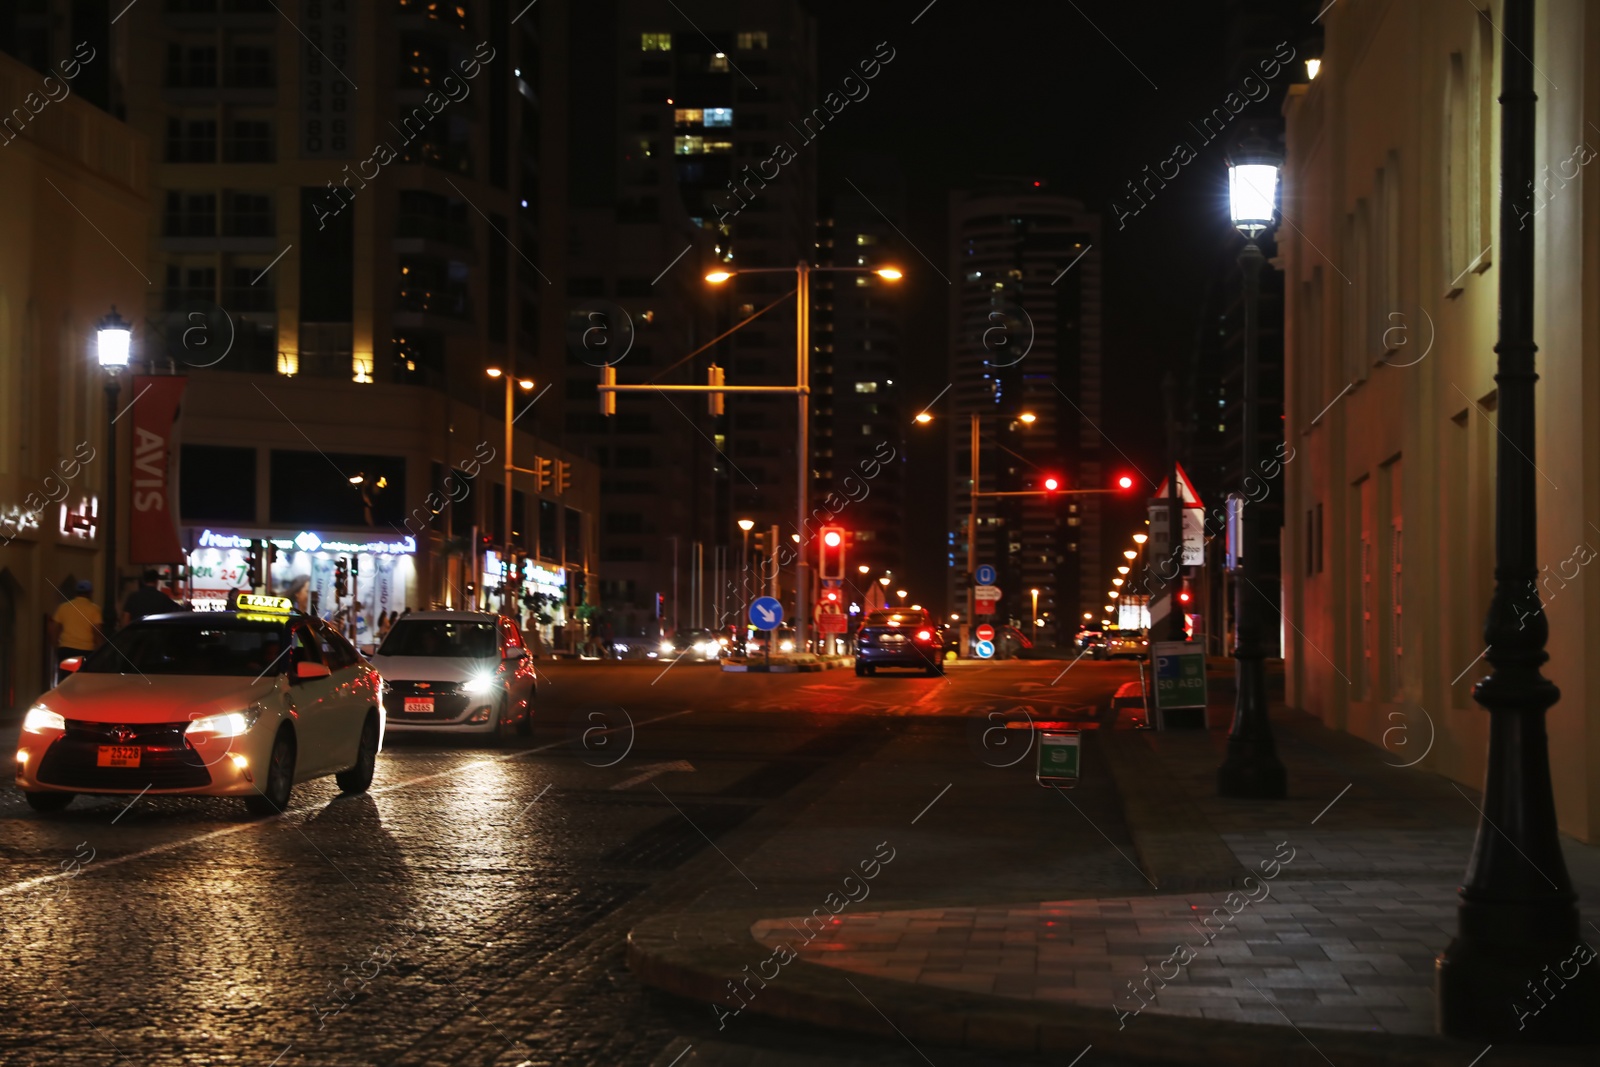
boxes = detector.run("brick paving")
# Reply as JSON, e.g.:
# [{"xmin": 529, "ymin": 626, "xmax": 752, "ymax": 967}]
[{"xmin": 733, "ymin": 704, "xmax": 1600, "ymax": 1040}]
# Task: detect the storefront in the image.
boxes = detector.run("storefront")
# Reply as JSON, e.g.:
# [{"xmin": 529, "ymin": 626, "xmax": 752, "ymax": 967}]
[
  {"xmin": 185, "ymin": 527, "xmax": 419, "ymax": 645},
  {"xmin": 482, "ymin": 550, "xmax": 574, "ymax": 649}
]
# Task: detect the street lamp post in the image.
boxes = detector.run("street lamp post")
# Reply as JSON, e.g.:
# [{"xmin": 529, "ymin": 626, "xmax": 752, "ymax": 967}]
[
  {"xmin": 487, "ymin": 368, "xmax": 536, "ymax": 615},
  {"xmin": 96, "ymin": 309, "xmax": 132, "ymax": 626},
  {"xmin": 1030, "ymin": 588, "xmax": 1039, "ymax": 645},
  {"xmin": 1216, "ymin": 136, "xmax": 1287, "ymax": 800},
  {"xmin": 1436, "ymin": 0, "xmax": 1599, "ymax": 1041},
  {"xmin": 738, "ymin": 518, "xmax": 754, "ymax": 604}
]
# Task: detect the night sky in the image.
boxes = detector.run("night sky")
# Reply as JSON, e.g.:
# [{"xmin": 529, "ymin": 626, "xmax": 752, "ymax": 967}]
[{"xmin": 806, "ymin": 0, "xmax": 1309, "ymax": 607}]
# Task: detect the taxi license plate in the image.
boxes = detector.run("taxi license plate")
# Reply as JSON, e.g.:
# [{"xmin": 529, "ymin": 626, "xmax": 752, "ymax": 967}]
[
  {"xmin": 96, "ymin": 745, "xmax": 141, "ymax": 768},
  {"xmin": 403, "ymin": 697, "xmax": 434, "ymax": 713}
]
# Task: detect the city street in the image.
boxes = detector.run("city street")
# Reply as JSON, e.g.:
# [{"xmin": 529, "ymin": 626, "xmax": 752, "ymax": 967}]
[{"xmin": 0, "ymin": 660, "xmax": 1146, "ymax": 1067}]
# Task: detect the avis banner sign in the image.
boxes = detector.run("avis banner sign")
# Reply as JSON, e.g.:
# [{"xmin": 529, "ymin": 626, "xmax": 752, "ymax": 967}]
[{"xmin": 129, "ymin": 375, "xmax": 187, "ymax": 563}]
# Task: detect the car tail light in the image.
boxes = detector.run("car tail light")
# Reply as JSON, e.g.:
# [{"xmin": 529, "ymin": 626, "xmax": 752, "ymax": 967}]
[{"xmin": 916, "ymin": 630, "xmax": 933, "ymax": 641}]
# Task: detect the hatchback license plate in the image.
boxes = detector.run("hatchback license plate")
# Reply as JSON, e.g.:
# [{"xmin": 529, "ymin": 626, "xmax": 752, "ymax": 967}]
[
  {"xmin": 403, "ymin": 697, "xmax": 434, "ymax": 713},
  {"xmin": 96, "ymin": 745, "xmax": 140, "ymax": 768}
]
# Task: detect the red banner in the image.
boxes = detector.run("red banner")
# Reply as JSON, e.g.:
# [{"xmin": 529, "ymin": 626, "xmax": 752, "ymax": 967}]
[{"xmin": 129, "ymin": 375, "xmax": 186, "ymax": 563}]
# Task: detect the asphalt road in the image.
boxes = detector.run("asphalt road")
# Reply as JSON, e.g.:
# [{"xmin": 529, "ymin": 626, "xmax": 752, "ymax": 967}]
[{"xmin": 0, "ymin": 658, "xmax": 1143, "ymax": 1067}]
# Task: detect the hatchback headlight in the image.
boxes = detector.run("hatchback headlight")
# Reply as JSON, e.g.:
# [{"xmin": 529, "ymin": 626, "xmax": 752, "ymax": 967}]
[
  {"xmin": 461, "ymin": 674, "xmax": 498, "ymax": 696},
  {"xmin": 660, "ymin": 640, "xmax": 674, "ymax": 653},
  {"xmin": 187, "ymin": 708, "xmax": 261, "ymax": 739},
  {"xmin": 22, "ymin": 706, "xmax": 65, "ymax": 734}
]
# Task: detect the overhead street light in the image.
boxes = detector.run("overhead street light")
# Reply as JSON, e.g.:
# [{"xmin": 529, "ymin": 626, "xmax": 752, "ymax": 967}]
[{"xmin": 96, "ymin": 307, "xmax": 132, "ymax": 623}]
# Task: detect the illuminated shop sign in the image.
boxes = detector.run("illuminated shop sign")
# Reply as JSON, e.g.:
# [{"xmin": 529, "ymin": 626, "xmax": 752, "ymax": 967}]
[
  {"xmin": 196, "ymin": 529, "xmax": 418, "ymax": 555},
  {"xmin": 484, "ymin": 551, "xmax": 567, "ymax": 598}
]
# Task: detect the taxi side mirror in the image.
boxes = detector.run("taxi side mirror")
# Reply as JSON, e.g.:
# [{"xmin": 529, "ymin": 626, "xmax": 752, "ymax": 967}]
[
  {"xmin": 293, "ymin": 661, "xmax": 332, "ymax": 681},
  {"xmin": 58, "ymin": 656, "xmax": 82, "ymax": 674}
]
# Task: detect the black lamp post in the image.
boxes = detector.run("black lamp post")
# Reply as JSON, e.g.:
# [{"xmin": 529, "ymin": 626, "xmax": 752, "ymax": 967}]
[
  {"xmin": 1216, "ymin": 138, "xmax": 1286, "ymax": 799},
  {"xmin": 1436, "ymin": 0, "xmax": 1599, "ymax": 1042},
  {"xmin": 96, "ymin": 308, "xmax": 131, "ymax": 628}
]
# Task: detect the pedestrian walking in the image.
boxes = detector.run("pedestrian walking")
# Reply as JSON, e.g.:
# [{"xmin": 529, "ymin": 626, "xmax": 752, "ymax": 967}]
[{"xmin": 122, "ymin": 569, "xmax": 181, "ymax": 626}]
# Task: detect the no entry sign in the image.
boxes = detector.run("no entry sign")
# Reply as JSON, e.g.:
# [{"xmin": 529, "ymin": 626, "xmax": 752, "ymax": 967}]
[{"xmin": 975, "ymin": 623, "xmax": 995, "ymax": 642}]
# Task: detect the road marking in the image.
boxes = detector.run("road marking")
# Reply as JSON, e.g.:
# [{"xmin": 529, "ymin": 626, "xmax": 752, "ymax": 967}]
[
  {"xmin": 0, "ymin": 709, "xmax": 695, "ymax": 898},
  {"xmin": 610, "ymin": 760, "xmax": 695, "ymax": 791}
]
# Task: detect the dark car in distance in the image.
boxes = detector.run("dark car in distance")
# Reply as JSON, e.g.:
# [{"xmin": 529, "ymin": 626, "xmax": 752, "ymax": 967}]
[{"xmin": 854, "ymin": 609, "xmax": 944, "ymax": 676}]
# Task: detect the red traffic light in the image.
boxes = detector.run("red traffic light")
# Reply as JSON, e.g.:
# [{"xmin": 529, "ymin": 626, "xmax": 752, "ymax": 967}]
[
  {"xmin": 1043, "ymin": 476, "xmax": 1060, "ymax": 491},
  {"xmin": 825, "ymin": 590, "xmax": 839, "ymax": 602},
  {"xmin": 1178, "ymin": 590, "xmax": 1192, "ymax": 603},
  {"xmin": 823, "ymin": 529, "xmax": 842, "ymax": 547},
  {"xmin": 1117, "ymin": 475, "xmax": 1135, "ymax": 490}
]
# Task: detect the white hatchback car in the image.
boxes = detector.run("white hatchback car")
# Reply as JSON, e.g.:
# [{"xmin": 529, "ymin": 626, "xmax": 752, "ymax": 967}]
[{"xmin": 370, "ymin": 612, "xmax": 536, "ymax": 742}]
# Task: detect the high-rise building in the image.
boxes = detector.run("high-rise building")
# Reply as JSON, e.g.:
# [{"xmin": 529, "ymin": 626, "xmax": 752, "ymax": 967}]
[
  {"xmin": 948, "ymin": 184, "xmax": 1102, "ymax": 639},
  {"xmin": 4, "ymin": 1, "xmax": 601, "ymax": 653},
  {"xmin": 564, "ymin": 0, "xmax": 817, "ymax": 638},
  {"xmin": 815, "ymin": 161, "xmax": 909, "ymax": 613}
]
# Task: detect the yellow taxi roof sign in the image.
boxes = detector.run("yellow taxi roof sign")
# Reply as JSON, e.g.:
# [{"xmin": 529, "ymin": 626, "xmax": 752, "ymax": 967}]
[{"xmin": 236, "ymin": 594, "xmax": 293, "ymax": 614}]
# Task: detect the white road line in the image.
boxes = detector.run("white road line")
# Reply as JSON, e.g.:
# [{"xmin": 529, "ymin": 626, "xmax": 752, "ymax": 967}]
[{"xmin": 0, "ymin": 709, "xmax": 695, "ymax": 898}]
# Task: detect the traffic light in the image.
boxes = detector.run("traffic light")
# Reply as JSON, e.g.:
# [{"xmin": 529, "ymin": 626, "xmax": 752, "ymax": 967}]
[
  {"xmin": 334, "ymin": 557, "xmax": 349, "ymax": 598},
  {"xmin": 1116, "ymin": 474, "xmax": 1136, "ymax": 490},
  {"xmin": 534, "ymin": 456, "xmax": 552, "ymax": 492},
  {"xmin": 707, "ymin": 363, "xmax": 725, "ymax": 416},
  {"xmin": 1042, "ymin": 475, "xmax": 1061, "ymax": 492},
  {"xmin": 555, "ymin": 460, "xmax": 572, "ymax": 495},
  {"xmin": 818, "ymin": 525, "xmax": 845, "ymax": 579},
  {"xmin": 822, "ymin": 588, "xmax": 840, "ymax": 604},
  {"xmin": 350, "ymin": 555, "xmax": 359, "ymax": 584},
  {"xmin": 245, "ymin": 540, "xmax": 262, "ymax": 588}
]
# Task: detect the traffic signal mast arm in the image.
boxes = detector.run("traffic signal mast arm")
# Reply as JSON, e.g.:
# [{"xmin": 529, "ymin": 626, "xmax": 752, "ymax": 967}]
[{"xmin": 975, "ymin": 488, "xmax": 1127, "ymax": 498}]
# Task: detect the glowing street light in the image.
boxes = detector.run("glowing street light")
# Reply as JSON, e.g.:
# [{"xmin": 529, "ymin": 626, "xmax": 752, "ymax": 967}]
[
  {"xmin": 1124, "ymin": 549, "xmax": 1138, "ymax": 560},
  {"xmin": 1133, "ymin": 533, "xmax": 1148, "ymax": 544}
]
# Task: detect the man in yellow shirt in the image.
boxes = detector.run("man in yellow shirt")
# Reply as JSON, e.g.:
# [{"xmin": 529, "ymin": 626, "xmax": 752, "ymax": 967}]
[{"xmin": 48, "ymin": 580, "xmax": 103, "ymax": 682}]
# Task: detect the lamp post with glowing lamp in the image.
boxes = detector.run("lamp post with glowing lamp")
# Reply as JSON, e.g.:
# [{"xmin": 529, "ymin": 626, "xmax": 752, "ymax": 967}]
[
  {"xmin": 1216, "ymin": 134, "xmax": 1287, "ymax": 800},
  {"xmin": 96, "ymin": 309, "xmax": 131, "ymax": 624},
  {"xmin": 487, "ymin": 367, "xmax": 536, "ymax": 614}
]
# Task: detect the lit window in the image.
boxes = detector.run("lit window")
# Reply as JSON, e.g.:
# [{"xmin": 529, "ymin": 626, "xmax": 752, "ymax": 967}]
[
  {"xmin": 709, "ymin": 54, "xmax": 729, "ymax": 72},
  {"xmin": 736, "ymin": 31, "xmax": 769, "ymax": 49},
  {"xmin": 861, "ymin": 424, "xmax": 873, "ymax": 434},
  {"xmin": 855, "ymin": 277, "xmax": 870, "ymax": 286},
  {"xmin": 640, "ymin": 33, "xmax": 672, "ymax": 51},
  {"xmin": 855, "ymin": 234, "xmax": 877, "ymax": 246},
  {"xmin": 704, "ymin": 107, "xmax": 733, "ymax": 127},
  {"xmin": 854, "ymin": 381, "xmax": 877, "ymax": 394},
  {"xmin": 674, "ymin": 136, "xmax": 704, "ymax": 155},
  {"xmin": 674, "ymin": 107, "xmax": 704, "ymax": 126},
  {"xmin": 638, "ymin": 139, "xmax": 654, "ymax": 158}
]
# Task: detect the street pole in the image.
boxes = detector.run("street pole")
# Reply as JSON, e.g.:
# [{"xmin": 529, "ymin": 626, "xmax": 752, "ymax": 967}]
[
  {"xmin": 670, "ymin": 535, "xmax": 679, "ymax": 635},
  {"xmin": 1217, "ymin": 240, "xmax": 1286, "ymax": 799},
  {"xmin": 769, "ymin": 524, "xmax": 779, "ymax": 599},
  {"xmin": 102, "ymin": 372, "xmax": 120, "ymax": 626},
  {"xmin": 694, "ymin": 541, "xmax": 703, "ymax": 629},
  {"xmin": 1437, "ymin": 0, "xmax": 1598, "ymax": 1041},
  {"xmin": 795, "ymin": 260, "xmax": 811, "ymax": 652},
  {"xmin": 1163, "ymin": 373, "xmax": 1185, "ymax": 642},
  {"xmin": 967, "ymin": 412, "xmax": 979, "ymax": 655},
  {"xmin": 502, "ymin": 373, "xmax": 513, "ymax": 615}
]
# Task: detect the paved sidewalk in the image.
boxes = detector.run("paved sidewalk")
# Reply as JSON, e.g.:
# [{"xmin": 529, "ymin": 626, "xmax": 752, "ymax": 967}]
[{"xmin": 629, "ymin": 691, "xmax": 1600, "ymax": 1065}]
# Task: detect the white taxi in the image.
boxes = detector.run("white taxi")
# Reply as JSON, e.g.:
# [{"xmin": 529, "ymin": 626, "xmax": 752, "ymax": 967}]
[{"xmin": 15, "ymin": 596, "xmax": 384, "ymax": 817}]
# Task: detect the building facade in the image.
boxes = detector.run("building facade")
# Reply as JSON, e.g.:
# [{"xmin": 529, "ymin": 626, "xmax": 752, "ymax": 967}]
[
  {"xmin": 0, "ymin": 47, "xmax": 150, "ymax": 714},
  {"xmin": 563, "ymin": 0, "xmax": 817, "ymax": 639},
  {"xmin": 1280, "ymin": 0, "xmax": 1600, "ymax": 840},
  {"xmin": 948, "ymin": 185, "xmax": 1103, "ymax": 642}
]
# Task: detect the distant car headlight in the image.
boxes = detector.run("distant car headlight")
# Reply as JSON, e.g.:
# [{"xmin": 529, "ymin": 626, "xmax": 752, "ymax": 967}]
[
  {"xmin": 780, "ymin": 640, "xmax": 795, "ymax": 652},
  {"xmin": 186, "ymin": 708, "xmax": 261, "ymax": 739},
  {"xmin": 22, "ymin": 706, "xmax": 65, "ymax": 734},
  {"xmin": 461, "ymin": 674, "xmax": 498, "ymax": 696}
]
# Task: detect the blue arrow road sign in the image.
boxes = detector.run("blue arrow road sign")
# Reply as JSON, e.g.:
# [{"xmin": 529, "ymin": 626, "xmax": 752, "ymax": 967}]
[
  {"xmin": 975, "ymin": 564, "xmax": 997, "ymax": 586},
  {"xmin": 749, "ymin": 596, "xmax": 784, "ymax": 630},
  {"xmin": 975, "ymin": 639, "xmax": 995, "ymax": 659}
]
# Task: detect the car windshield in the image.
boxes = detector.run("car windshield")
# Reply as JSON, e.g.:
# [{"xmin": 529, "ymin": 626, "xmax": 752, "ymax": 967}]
[
  {"xmin": 78, "ymin": 620, "xmax": 289, "ymax": 677},
  {"xmin": 377, "ymin": 620, "xmax": 498, "ymax": 658},
  {"xmin": 863, "ymin": 611, "xmax": 925, "ymax": 628}
]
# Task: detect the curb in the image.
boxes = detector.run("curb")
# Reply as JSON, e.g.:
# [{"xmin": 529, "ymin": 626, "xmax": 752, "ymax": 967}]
[{"xmin": 626, "ymin": 910, "xmax": 1589, "ymax": 1066}]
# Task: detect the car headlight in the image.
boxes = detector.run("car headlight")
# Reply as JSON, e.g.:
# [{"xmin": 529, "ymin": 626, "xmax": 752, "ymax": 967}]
[
  {"xmin": 461, "ymin": 674, "xmax": 498, "ymax": 696},
  {"xmin": 780, "ymin": 640, "xmax": 794, "ymax": 652},
  {"xmin": 22, "ymin": 706, "xmax": 65, "ymax": 734},
  {"xmin": 187, "ymin": 708, "xmax": 261, "ymax": 739},
  {"xmin": 660, "ymin": 640, "xmax": 674, "ymax": 653}
]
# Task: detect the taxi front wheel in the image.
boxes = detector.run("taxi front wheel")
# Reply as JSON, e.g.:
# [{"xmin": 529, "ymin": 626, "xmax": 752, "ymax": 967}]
[
  {"xmin": 24, "ymin": 791, "xmax": 73, "ymax": 813},
  {"xmin": 244, "ymin": 729, "xmax": 296, "ymax": 817}
]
